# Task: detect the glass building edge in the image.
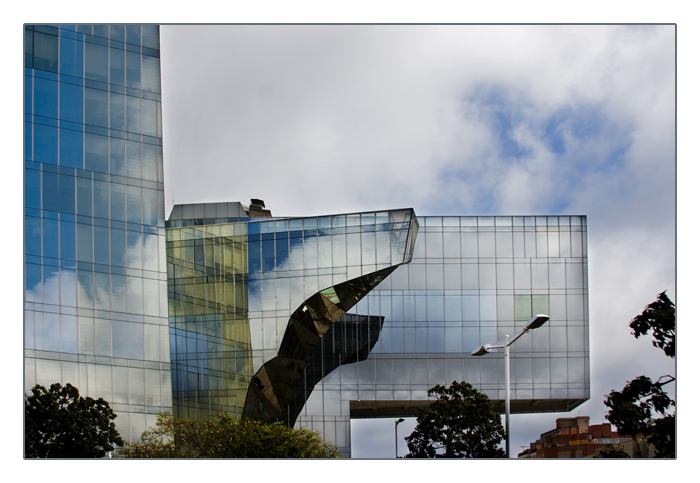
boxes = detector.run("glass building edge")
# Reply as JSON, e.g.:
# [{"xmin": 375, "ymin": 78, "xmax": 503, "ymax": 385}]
[{"xmin": 24, "ymin": 24, "xmax": 171, "ymax": 444}]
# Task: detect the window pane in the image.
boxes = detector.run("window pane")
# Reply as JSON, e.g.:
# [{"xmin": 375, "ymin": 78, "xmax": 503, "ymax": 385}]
[
  {"xmin": 426, "ymin": 264, "xmax": 444, "ymax": 289},
  {"xmin": 110, "ymin": 182, "xmax": 125, "ymax": 221},
  {"xmin": 33, "ymin": 31, "xmax": 59, "ymax": 73},
  {"xmin": 443, "ymin": 232, "xmax": 460, "ymax": 258},
  {"xmin": 76, "ymin": 177, "xmax": 92, "ymax": 216},
  {"xmin": 59, "ymin": 36, "xmax": 83, "ymax": 77},
  {"xmin": 25, "ymin": 28, "xmax": 33, "ymax": 68},
  {"xmin": 109, "ymin": 137, "xmax": 125, "ymax": 176},
  {"xmin": 58, "ymin": 220, "xmax": 76, "ymax": 263},
  {"xmin": 141, "ymin": 98, "xmax": 158, "ymax": 137},
  {"xmin": 126, "ymin": 140, "xmax": 141, "ymax": 178},
  {"xmin": 478, "ymin": 231, "xmax": 495, "ymax": 257},
  {"xmin": 126, "ymin": 25, "xmax": 141, "ymax": 46},
  {"xmin": 496, "ymin": 231, "xmax": 513, "ymax": 258},
  {"xmin": 41, "ymin": 218, "xmax": 58, "ymax": 260},
  {"xmin": 109, "ymin": 47, "xmax": 125, "ymax": 86},
  {"xmin": 142, "ymin": 188, "xmax": 158, "ymax": 227},
  {"xmin": 110, "ymin": 92, "xmax": 126, "ymax": 131},
  {"xmin": 142, "ymin": 142, "xmax": 158, "ymax": 182},
  {"xmin": 59, "ymin": 128, "xmax": 83, "ymax": 169},
  {"xmin": 126, "ymin": 185, "xmax": 142, "ymax": 224},
  {"xmin": 59, "ymin": 82, "xmax": 83, "ymax": 124},
  {"xmin": 425, "ymin": 232, "xmax": 443, "ymax": 259},
  {"xmin": 461, "ymin": 263, "xmax": 478, "ymax": 289},
  {"xmin": 85, "ymin": 43, "xmax": 108, "ymax": 83},
  {"xmin": 126, "ymin": 95, "xmax": 141, "ymax": 134},
  {"xmin": 25, "ymin": 216, "xmax": 42, "ymax": 256},
  {"xmin": 85, "ymin": 133, "xmax": 108, "ymax": 173},
  {"xmin": 112, "ymin": 320, "xmax": 143, "ymax": 359},
  {"xmin": 479, "ymin": 294, "xmax": 497, "ymax": 320},
  {"xmin": 61, "ymin": 314, "xmax": 78, "ymax": 353},
  {"xmin": 85, "ymin": 88, "xmax": 108, "ymax": 128},
  {"xmin": 514, "ymin": 294, "xmax": 532, "ymax": 321},
  {"xmin": 496, "ymin": 263, "xmax": 513, "ymax": 289},
  {"xmin": 126, "ymin": 274, "xmax": 145, "ymax": 316},
  {"xmin": 126, "ymin": 51, "xmax": 141, "ymax": 89},
  {"xmin": 34, "ymin": 123, "xmax": 57, "ymax": 164},
  {"xmin": 93, "ymin": 179, "xmax": 109, "ymax": 220},
  {"xmin": 77, "ymin": 269, "xmax": 94, "ymax": 308},
  {"xmin": 34, "ymin": 77, "xmax": 58, "ymax": 119},
  {"xmin": 478, "ymin": 263, "xmax": 496, "ymax": 289},
  {"xmin": 94, "ymin": 225, "xmax": 110, "ymax": 265}
]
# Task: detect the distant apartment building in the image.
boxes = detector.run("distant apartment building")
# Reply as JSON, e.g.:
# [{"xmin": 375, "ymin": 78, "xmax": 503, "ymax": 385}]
[{"xmin": 520, "ymin": 416, "xmax": 628, "ymax": 458}]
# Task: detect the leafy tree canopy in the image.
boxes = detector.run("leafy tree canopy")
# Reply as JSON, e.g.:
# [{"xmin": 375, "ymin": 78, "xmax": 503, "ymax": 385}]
[
  {"xmin": 594, "ymin": 445, "xmax": 631, "ymax": 458},
  {"xmin": 119, "ymin": 412, "xmax": 340, "ymax": 458},
  {"xmin": 604, "ymin": 291, "xmax": 676, "ymax": 458},
  {"xmin": 405, "ymin": 381, "xmax": 505, "ymax": 458},
  {"xmin": 25, "ymin": 383, "xmax": 123, "ymax": 458},
  {"xmin": 629, "ymin": 290, "xmax": 675, "ymax": 358}
]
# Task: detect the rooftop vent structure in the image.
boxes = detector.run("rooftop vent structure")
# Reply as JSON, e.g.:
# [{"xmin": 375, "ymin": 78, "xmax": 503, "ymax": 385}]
[{"xmin": 247, "ymin": 198, "xmax": 272, "ymax": 217}]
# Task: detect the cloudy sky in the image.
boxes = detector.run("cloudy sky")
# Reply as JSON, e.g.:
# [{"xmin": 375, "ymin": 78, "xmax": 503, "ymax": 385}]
[{"xmin": 158, "ymin": 24, "xmax": 676, "ymax": 458}]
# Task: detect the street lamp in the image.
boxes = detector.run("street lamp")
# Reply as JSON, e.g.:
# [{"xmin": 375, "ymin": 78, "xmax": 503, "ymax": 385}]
[
  {"xmin": 471, "ymin": 314, "xmax": 550, "ymax": 458},
  {"xmin": 395, "ymin": 418, "xmax": 405, "ymax": 458}
]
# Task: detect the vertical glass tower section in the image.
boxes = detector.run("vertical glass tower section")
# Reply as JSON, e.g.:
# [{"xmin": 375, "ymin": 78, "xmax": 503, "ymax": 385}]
[
  {"xmin": 24, "ymin": 25, "xmax": 171, "ymax": 442},
  {"xmin": 166, "ymin": 204, "xmax": 252, "ymax": 421}
]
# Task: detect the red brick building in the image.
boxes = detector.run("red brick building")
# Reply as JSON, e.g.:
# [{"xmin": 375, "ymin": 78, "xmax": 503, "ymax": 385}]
[{"xmin": 519, "ymin": 416, "xmax": 629, "ymax": 458}]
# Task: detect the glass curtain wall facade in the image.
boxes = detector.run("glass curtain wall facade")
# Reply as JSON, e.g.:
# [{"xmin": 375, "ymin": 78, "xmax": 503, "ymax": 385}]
[
  {"xmin": 22, "ymin": 25, "xmax": 589, "ymax": 456},
  {"xmin": 24, "ymin": 24, "xmax": 171, "ymax": 442},
  {"xmin": 300, "ymin": 215, "xmax": 589, "ymax": 454},
  {"xmin": 166, "ymin": 205, "xmax": 419, "ymax": 453},
  {"xmin": 166, "ymin": 208, "xmax": 589, "ymax": 456}
]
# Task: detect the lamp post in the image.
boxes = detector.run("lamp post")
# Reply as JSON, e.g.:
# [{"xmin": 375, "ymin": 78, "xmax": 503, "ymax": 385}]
[
  {"xmin": 395, "ymin": 418, "xmax": 405, "ymax": 458},
  {"xmin": 471, "ymin": 314, "xmax": 549, "ymax": 458}
]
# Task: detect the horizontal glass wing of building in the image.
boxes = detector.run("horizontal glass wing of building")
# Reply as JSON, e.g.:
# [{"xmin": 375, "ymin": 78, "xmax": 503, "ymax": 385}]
[{"xmin": 296, "ymin": 215, "xmax": 589, "ymax": 455}]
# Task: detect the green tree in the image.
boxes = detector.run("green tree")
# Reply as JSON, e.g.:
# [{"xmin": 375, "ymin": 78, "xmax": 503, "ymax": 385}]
[
  {"xmin": 25, "ymin": 383, "xmax": 123, "ymax": 458},
  {"xmin": 629, "ymin": 290, "xmax": 675, "ymax": 357},
  {"xmin": 604, "ymin": 292, "xmax": 676, "ymax": 458},
  {"xmin": 405, "ymin": 381, "xmax": 506, "ymax": 458},
  {"xmin": 119, "ymin": 412, "xmax": 340, "ymax": 458},
  {"xmin": 594, "ymin": 445, "xmax": 631, "ymax": 458}
]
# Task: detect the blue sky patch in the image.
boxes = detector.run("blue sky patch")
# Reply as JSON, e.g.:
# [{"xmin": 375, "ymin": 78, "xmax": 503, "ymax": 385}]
[
  {"xmin": 463, "ymin": 86, "xmax": 531, "ymax": 160},
  {"xmin": 543, "ymin": 104, "xmax": 606, "ymax": 155}
]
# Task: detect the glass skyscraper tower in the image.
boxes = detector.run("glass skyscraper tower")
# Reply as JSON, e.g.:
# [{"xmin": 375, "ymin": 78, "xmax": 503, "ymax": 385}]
[{"xmin": 24, "ymin": 25, "xmax": 172, "ymax": 441}]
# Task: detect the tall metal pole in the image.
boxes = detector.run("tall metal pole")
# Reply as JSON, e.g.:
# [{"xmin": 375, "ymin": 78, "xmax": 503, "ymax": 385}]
[
  {"xmin": 504, "ymin": 335, "xmax": 511, "ymax": 458},
  {"xmin": 395, "ymin": 418, "xmax": 405, "ymax": 458},
  {"xmin": 470, "ymin": 315, "xmax": 550, "ymax": 459},
  {"xmin": 395, "ymin": 421, "xmax": 398, "ymax": 458}
]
